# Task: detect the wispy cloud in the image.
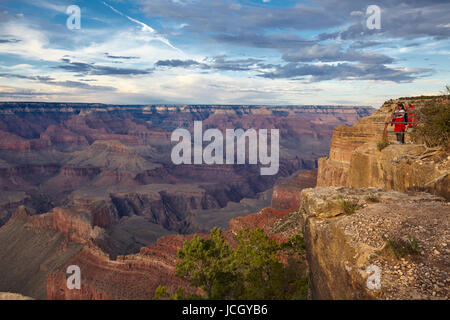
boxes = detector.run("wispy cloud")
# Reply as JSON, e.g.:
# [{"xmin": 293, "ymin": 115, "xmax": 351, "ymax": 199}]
[
  {"xmin": 0, "ymin": 38, "xmax": 21, "ymax": 44},
  {"xmin": 0, "ymin": 72, "xmax": 117, "ymax": 91},
  {"xmin": 55, "ymin": 59, "xmax": 153, "ymax": 76}
]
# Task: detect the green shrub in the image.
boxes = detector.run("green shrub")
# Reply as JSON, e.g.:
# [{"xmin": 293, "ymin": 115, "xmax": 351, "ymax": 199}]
[
  {"xmin": 385, "ymin": 236, "xmax": 420, "ymax": 259},
  {"xmin": 411, "ymin": 88, "xmax": 450, "ymax": 149},
  {"xmin": 155, "ymin": 228, "xmax": 309, "ymax": 300},
  {"xmin": 280, "ymin": 234, "xmax": 305, "ymax": 252},
  {"xmin": 366, "ymin": 196, "xmax": 380, "ymax": 203},
  {"xmin": 337, "ymin": 198, "xmax": 358, "ymax": 214},
  {"xmin": 153, "ymin": 285, "xmax": 202, "ymax": 300},
  {"xmin": 377, "ymin": 139, "xmax": 390, "ymax": 151}
]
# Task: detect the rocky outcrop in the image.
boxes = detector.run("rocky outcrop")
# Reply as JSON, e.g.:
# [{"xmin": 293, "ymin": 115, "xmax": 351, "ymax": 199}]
[
  {"xmin": 45, "ymin": 199, "xmax": 302, "ymax": 300},
  {"xmin": 46, "ymin": 236, "xmax": 196, "ymax": 300},
  {"xmin": 110, "ymin": 187, "xmax": 217, "ymax": 233},
  {"xmin": 0, "ymin": 207, "xmax": 83, "ymax": 299},
  {"xmin": 316, "ymin": 105, "xmax": 389, "ymax": 186},
  {"xmin": 298, "ymin": 187, "xmax": 449, "ymax": 300},
  {"xmin": 229, "ymin": 207, "xmax": 292, "ymax": 237},
  {"xmin": 0, "ymin": 205, "xmax": 190, "ymax": 300},
  {"xmin": 349, "ymin": 143, "xmax": 449, "ymax": 200}
]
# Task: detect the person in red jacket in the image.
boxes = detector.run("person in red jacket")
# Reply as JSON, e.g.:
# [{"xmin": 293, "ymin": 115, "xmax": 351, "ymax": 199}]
[
  {"xmin": 405, "ymin": 102, "xmax": 418, "ymax": 128},
  {"xmin": 391, "ymin": 103, "xmax": 407, "ymax": 144}
]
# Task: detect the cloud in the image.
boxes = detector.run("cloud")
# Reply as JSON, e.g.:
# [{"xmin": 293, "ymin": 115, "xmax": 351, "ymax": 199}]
[
  {"xmin": 349, "ymin": 41, "xmax": 386, "ymax": 49},
  {"xmin": 0, "ymin": 89, "xmax": 52, "ymax": 97},
  {"xmin": 155, "ymin": 56, "xmax": 262, "ymax": 72},
  {"xmin": 155, "ymin": 59, "xmax": 206, "ymax": 68},
  {"xmin": 140, "ymin": 0, "xmax": 450, "ymax": 39},
  {"xmin": 0, "ymin": 73, "xmax": 54, "ymax": 81},
  {"xmin": 22, "ymin": 0, "xmax": 66, "ymax": 13},
  {"xmin": 55, "ymin": 60, "xmax": 152, "ymax": 76},
  {"xmin": 212, "ymin": 32, "xmax": 314, "ymax": 50},
  {"xmin": 154, "ymin": 55, "xmax": 411, "ymax": 83},
  {"xmin": 316, "ymin": 1, "xmax": 450, "ymax": 40},
  {"xmin": 259, "ymin": 62, "xmax": 433, "ymax": 82},
  {"xmin": 48, "ymin": 80, "xmax": 116, "ymax": 91},
  {"xmin": 350, "ymin": 11, "xmax": 364, "ymax": 16},
  {"xmin": 0, "ymin": 38, "xmax": 21, "ymax": 44},
  {"xmin": 140, "ymin": 0, "xmax": 342, "ymax": 35},
  {"xmin": 105, "ymin": 53, "xmax": 140, "ymax": 60},
  {"xmin": 282, "ymin": 45, "xmax": 394, "ymax": 64},
  {"xmin": 0, "ymin": 0, "xmax": 447, "ymax": 105},
  {"xmin": 210, "ymin": 56, "xmax": 262, "ymax": 71},
  {"xmin": 0, "ymin": 73, "xmax": 117, "ymax": 91}
]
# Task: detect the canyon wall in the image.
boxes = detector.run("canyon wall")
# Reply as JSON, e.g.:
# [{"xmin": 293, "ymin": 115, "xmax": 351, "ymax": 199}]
[
  {"xmin": 45, "ymin": 169, "xmax": 318, "ymax": 300},
  {"xmin": 350, "ymin": 143, "xmax": 449, "ymax": 200}
]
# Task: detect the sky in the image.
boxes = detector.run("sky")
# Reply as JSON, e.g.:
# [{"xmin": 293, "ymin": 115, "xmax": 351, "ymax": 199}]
[{"xmin": 0, "ymin": 0, "xmax": 449, "ymax": 107}]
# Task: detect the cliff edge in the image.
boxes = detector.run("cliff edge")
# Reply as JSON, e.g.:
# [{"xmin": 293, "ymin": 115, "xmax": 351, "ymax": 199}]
[{"xmin": 301, "ymin": 187, "xmax": 448, "ymax": 299}]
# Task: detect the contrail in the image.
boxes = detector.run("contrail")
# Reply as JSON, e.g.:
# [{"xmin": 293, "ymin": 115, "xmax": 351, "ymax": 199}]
[{"xmin": 102, "ymin": 1, "xmax": 182, "ymax": 53}]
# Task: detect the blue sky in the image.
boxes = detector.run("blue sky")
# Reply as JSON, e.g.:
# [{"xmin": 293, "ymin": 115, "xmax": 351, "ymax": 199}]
[{"xmin": 0, "ymin": 0, "xmax": 449, "ymax": 107}]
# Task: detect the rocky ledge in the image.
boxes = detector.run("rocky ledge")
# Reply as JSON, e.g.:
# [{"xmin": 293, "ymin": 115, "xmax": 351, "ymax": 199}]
[{"xmin": 293, "ymin": 187, "xmax": 449, "ymax": 300}]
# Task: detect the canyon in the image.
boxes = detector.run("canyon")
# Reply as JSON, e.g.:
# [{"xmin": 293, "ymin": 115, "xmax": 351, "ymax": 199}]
[
  {"xmin": 1, "ymin": 98, "xmax": 447, "ymax": 300},
  {"xmin": 0, "ymin": 102, "xmax": 373, "ymax": 299}
]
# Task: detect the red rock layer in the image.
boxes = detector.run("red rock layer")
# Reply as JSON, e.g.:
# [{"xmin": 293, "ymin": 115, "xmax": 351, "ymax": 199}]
[
  {"xmin": 46, "ymin": 237, "xmax": 196, "ymax": 300},
  {"xmin": 271, "ymin": 170, "xmax": 317, "ymax": 210}
]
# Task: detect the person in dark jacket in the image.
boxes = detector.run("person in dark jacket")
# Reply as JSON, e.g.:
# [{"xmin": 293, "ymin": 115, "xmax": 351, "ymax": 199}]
[{"xmin": 391, "ymin": 103, "xmax": 407, "ymax": 144}]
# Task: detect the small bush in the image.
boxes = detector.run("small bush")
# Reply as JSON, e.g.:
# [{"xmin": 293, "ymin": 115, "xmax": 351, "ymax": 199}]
[
  {"xmin": 411, "ymin": 88, "xmax": 450, "ymax": 149},
  {"xmin": 280, "ymin": 234, "xmax": 305, "ymax": 252},
  {"xmin": 377, "ymin": 139, "xmax": 390, "ymax": 151},
  {"xmin": 385, "ymin": 236, "xmax": 420, "ymax": 259},
  {"xmin": 153, "ymin": 285, "xmax": 203, "ymax": 300},
  {"xmin": 338, "ymin": 198, "xmax": 358, "ymax": 215},
  {"xmin": 366, "ymin": 196, "xmax": 380, "ymax": 203}
]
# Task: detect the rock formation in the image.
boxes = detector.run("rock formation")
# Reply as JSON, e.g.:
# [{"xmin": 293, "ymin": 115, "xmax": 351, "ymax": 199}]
[{"xmin": 299, "ymin": 187, "xmax": 449, "ymax": 299}]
